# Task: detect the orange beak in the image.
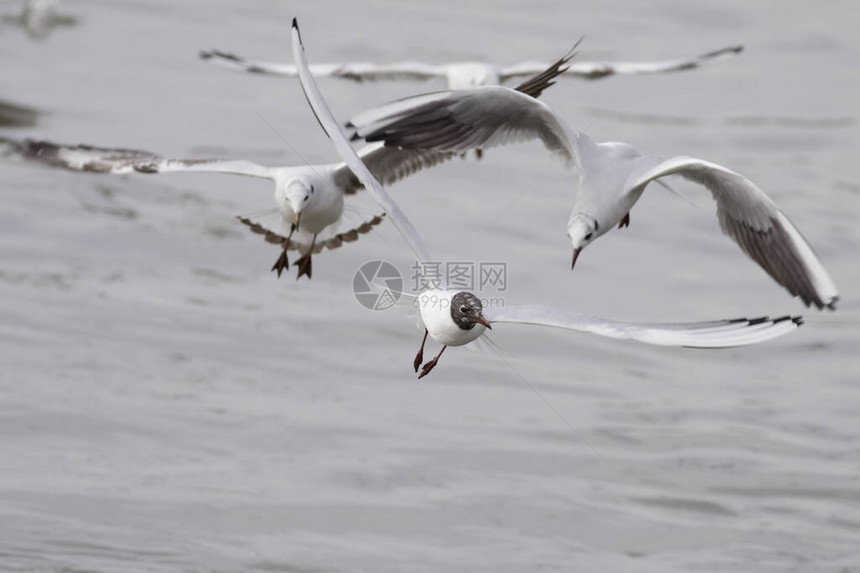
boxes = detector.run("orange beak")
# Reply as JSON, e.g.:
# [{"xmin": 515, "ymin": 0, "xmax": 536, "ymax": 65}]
[{"xmin": 571, "ymin": 248, "xmax": 582, "ymax": 270}]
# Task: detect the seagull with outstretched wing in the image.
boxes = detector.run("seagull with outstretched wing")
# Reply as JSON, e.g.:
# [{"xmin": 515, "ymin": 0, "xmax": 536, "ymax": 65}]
[
  {"xmin": 1, "ymin": 137, "xmax": 452, "ymax": 279},
  {"xmin": 202, "ymin": 44, "xmax": 742, "ymax": 89},
  {"xmin": 1, "ymin": 0, "xmax": 77, "ymax": 39},
  {"xmin": 347, "ymin": 78, "xmax": 839, "ymax": 310}
]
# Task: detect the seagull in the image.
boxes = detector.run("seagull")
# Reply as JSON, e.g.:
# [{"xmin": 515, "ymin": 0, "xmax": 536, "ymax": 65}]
[
  {"xmin": 201, "ymin": 44, "xmax": 743, "ymax": 89},
  {"xmin": 0, "ymin": 47, "xmax": 574, "ymax": 277},
  {"xmin": 1, "ymin": 0, "xmax": 77, "ymax": 39},
  {"xmin": 292, "ymin": 18, "xmax": 802, "ymax": 379},
  {"xmin": 1, "ymin": 137, "xmax": 453, "ymax": 279},
  {"xmin": 347, "ymin": 86, "xmax": 840, "ymax": 311}
]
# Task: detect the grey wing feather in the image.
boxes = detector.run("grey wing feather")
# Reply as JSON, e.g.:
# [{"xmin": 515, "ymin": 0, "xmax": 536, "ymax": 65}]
[
  {"xmin": 332, "ymin": 143, "xmax": 459, "ymax": 194},
  {"xmin": 510, "ymin": 38, "xmax": 582, "ymax": 98},
  {"xmin": 326, "ymin": 62, "xmax": 443, "ymax": 82},
  {"xmin": 628, "ymin": 156, "xmax": 839, "ymax": 309},
  {"xmin": 349, "ymin": 86, "xmax": 579, "ymax": 168},
  {"xmin": 5, "ymin": 138, "xmax": 161, "ymax": 173},
  {"xmin": 4, "ymin": 138, "xmax": 273, "ymax": 179},
  {"xmin": 200, "ymin": 50, "xmax": 441, "ymax": 82},
  {"xmin": 484, "ymin": 304, "xmax": 802, "ymax": 348},
  {"xmin": 500, "ymin": 45, "xmax": 743, "ymax": 80},
  {"xmin": 200, "ymin": 50, "xmax": 339, "ymax": 78},
  {"xmin": 347, "ymin": 50, "xmax": 583, "ymax": 166}
]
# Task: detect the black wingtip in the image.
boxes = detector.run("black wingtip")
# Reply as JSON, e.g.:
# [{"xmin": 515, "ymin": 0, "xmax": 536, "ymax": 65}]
[
  {"xmin": 199, "ymin": 50, "xmax": 211, "ymax": 60},
  {"xmin": 804, "ymin": 293, "xmax": 838, "ymax": 311},
  {"xmin": 770, "ymin": 315, "xmax": 804, "ymax": 327},
  {"xmin": 727, "ymin": 315, "xmax": 803, "ymax": 328},
  {"xmin": 291, "ymin": 17, "xmax": 298, "ymax": 29},
  {"xmin": 705, "ymin": 45, "xmax": 745, "ymax": 59}
]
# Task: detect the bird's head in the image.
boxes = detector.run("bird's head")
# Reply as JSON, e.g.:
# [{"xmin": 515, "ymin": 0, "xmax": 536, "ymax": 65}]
[
  {"xmin": 566, "ymin": 214, "xmax": 599, "ymax": 270},
  {"xmin": 283, "ymin": 179, "xmax": 315, "ymax": 226},
  {"xmin": 450, "ymin": 291, "xmax": 492, "ymax": 331}
]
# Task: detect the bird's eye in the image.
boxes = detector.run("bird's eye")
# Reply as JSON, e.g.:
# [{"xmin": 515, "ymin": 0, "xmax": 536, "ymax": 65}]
[
  {"xmin": 459, "ymin": 306, "xmax": 468, "ymax": 313},
  {"xmin": 585, "ymin": 232, "xmax": 593, "ymax": 240}
]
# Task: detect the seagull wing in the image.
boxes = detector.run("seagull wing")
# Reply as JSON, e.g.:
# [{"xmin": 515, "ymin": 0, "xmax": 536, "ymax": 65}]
[
  {"xmin": 627, "ymin": 156, "xmax": 839, "ymax": 309},
  {"xmin": 201, "ymin": 50, "xmax": 442, "ymax": 81},
  {"xmin": 331, "ymin": 142, "xmax": 459, "ymax": 194},
  {"xmin": 199, "ymin": 50, "xmax": 343, "ymax": 78},
  {"xmin": 237, "ymin": 214, "xmax": 385, "ymax": 254},
  {"xmin": 292, "ymin": 18, "xmax": 434, "ymax": 264},
  {"xmin": 6, "ymin": 139, "xmax": 275, "ymax": 179},
  {"xmin": 348, "ymin": 85, "xmax": 581, "ymax": 169},
  {"xmin": 484, "ymin": 305, "xmax": 801, "ymax": 348},
  {"xmin": 505, "ymin": 39, "xmax": 582, "ymax": 98},
  {"xmin": 499, "ymin": 45, "xmax": 743, "ymax": 81},
  {"xmin": 329, "ymin": 62, "xmax": 444, "ymax": 82}
]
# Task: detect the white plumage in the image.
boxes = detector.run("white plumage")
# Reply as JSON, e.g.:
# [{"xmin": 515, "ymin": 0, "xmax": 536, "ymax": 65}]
[{"xmin": 417, "ymin": 290, "xmax": 489, "ymax": 347}]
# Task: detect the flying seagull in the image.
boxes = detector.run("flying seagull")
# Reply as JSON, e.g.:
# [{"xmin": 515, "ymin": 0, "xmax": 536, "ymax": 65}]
[
  {"xmin": 202, "ymin": 44, "xmax": 742, "ymax": 89},
  {"xmin": 1, "ymin": 137, "xmax": 452, "ymax": 279},
  {"xmin": 1, "ymin": 0, "xmax": 77, "ymax": 39},
  {"xmin": 347, "ymin": 85, "xmax": 839, "ymax": 310},
  {"xmin": 291, "ymin": 18, "xmax": 801, "ymax": 379}
]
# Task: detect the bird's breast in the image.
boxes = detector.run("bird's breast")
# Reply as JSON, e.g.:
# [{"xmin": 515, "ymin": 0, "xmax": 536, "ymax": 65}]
[{"xmin": 417, "ymin": 289, "xmax": 486, "ymax": 347}]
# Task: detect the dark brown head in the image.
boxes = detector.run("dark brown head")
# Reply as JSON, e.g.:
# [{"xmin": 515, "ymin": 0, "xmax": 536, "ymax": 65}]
[{"xmin": 450, "ymin": 292, "xmax": 492, "ymax": 331}]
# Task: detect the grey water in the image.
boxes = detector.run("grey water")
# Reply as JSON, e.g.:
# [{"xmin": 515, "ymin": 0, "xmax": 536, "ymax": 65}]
[{"xmin": 1, "ymin": 1, "xmax": 859, "ymax": 571}]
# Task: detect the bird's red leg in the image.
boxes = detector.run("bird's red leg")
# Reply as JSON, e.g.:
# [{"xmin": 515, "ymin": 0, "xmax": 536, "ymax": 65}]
[
  {"xmin": 295, "ymin": 233, "xmax": 316, "ymax": 280},
  {"xmin": 418, "ymin": 345, "xmax": 446, "ymax": 380},
  {"xmin": 618, "ymin": 213, "xmax": 630, "ymax": 229},
  {"xmin": 413, "ymin": 329, "xmax": 429, "ymax": 372},
  {"xmin": 271, "ymin": 223, "xmax": 297, "ymax": 278}
]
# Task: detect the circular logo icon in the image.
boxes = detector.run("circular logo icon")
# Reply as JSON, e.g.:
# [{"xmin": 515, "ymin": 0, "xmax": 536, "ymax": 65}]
[{"xmin": 353, "ymin": 260, "xmax": 403, "ymax": 311}]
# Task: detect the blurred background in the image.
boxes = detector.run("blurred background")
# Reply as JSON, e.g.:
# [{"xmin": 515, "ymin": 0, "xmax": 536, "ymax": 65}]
[{"xmin": 1, "ymin": 1, "xmax": 858, "ymax": 571}]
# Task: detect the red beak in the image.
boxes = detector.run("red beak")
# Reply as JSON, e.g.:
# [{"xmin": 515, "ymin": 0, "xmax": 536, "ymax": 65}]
[
  {"xmin": 571, "ymin": 248, "xmax": 582, "ymax": 270},
  {"xmin": 476, "ymin": 316, "xmax": 492, "ymax": 330}
]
